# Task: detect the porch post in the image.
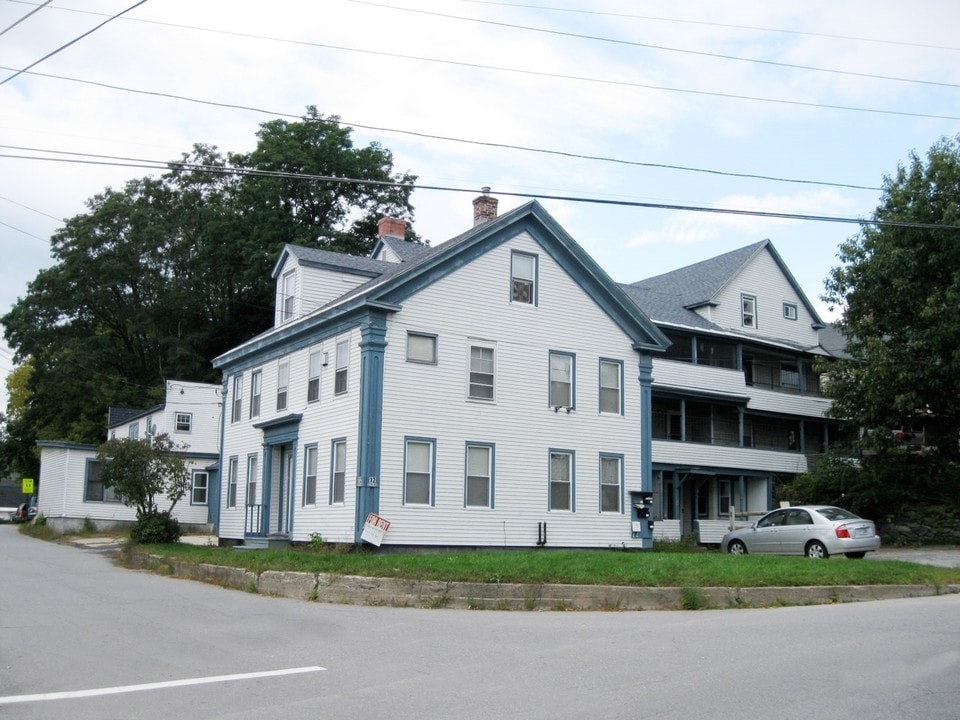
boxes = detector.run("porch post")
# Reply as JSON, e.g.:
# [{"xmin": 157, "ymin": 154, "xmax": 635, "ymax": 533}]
[
  {"xmin": 638, "ymin": 353, "xmax": 655, "ymax": 548},
  {"xmin": 355, "ymin": 310, "xmax": 388, "ymax": 543}
]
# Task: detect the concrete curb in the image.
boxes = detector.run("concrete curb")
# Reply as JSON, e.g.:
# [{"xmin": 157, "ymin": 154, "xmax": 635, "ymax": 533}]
[{"xmin": 124, "ymin": 551, "xmax": 960, "ymax": 611}]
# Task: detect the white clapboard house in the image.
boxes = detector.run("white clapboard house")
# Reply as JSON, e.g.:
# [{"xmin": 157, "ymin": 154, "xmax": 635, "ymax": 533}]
[
  {"xmin": 622, "ymin": 241, "xmax": 844, "ymax": 543},
  {"xmin": 213, "ymin": 196, "xmax": 671, "ymax": 549},
  {"xmin": 36, "ymin": 380, "xmax": 221, "ymax": 533}
]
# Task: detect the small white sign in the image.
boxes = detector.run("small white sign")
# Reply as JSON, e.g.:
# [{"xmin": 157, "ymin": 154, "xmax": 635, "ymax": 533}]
[{"xmin": 360, "ymin": 513, "xmax": 391, "ymax": 546}]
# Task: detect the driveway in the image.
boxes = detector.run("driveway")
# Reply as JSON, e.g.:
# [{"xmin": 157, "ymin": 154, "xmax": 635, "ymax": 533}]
[{"xmin": 870, "ymin": 545, "xmax": 960, "ymax": 568}]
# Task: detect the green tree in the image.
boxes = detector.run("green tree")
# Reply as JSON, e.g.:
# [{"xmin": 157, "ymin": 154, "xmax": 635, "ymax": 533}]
[
  {"xmin": 2, "ymin": 111, "xmax": 418, "ymax": 467},
  {"xmin": 96, "ymin": 434, "xmax": 189, "ymax": 519},
  {"xmin": 823, "ymin": 135, "xmax": 960, "ymax": 463}
]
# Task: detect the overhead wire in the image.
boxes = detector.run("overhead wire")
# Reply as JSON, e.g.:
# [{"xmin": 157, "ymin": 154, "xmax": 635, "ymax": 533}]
[
  {"xmin": 1, "ymin": 145, "xmax": 955, "ymax": 232},
  {"xmin": 454, "ymin": 0, "xmax": 960, "ymax": 53},
  {"xmin": 0, "ymin": 0, "xmax": 149, "ymax": 87},
  {"xmin": 0, "ymin": 66, "xmax": 881, "ymax": 192},
  {"xmin": 352, "ymin": 0, "xmax": 960, "ymax": 89},
  {"xmin": 0, "ymin": 0, "xmax": 53, "ymax": 38}
]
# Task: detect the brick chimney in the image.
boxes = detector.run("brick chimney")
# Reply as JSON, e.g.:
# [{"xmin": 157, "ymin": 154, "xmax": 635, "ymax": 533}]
[
  {"xmin": 472, "ymin": 187, "xmax": 498, "ymax": 227},
  {"xmin": 377, "ymin": 216, "xmax": 406, "ymax": 240}
]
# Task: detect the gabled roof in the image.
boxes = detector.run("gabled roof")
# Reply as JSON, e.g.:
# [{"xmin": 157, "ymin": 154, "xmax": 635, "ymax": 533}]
[
  {"xmin": 107, "ymin": 404, "xmax": 162, "ymax": 429},
  {"xmin": 271, "ymin": 244, "xmax": 396, "ymax": 280},
  {"xmin": 215, "ymin": 201, "xmax": 669, "ymax": 368},
  {"xmin": 628, "ymin": 239, "xmax": 825, "ymax": 329},
  {"xmin": 370, "ymin": 235, "xmax": 434, "ymax": 263}
]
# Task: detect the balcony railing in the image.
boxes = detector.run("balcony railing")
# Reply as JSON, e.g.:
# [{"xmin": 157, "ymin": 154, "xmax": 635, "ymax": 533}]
[{"xmin": 245, "ymin": 503, "xmax": 263, "ymax": 537}]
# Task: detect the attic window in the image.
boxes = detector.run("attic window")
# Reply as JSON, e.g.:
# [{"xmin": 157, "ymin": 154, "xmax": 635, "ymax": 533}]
[
  {"xmin": 783, "ymin": 302, "xmax": 798, "ymax": 321},
  {"xmin": 741, "ymin": 294, "xmax": 757, "ymax": 328},
  {"xmin": 511, "ymin": 251, "xmax": 537, "ymax": 305},
  {"xmin": 281, "ymin": 270, "xmax": 296, "ymax": 322}
]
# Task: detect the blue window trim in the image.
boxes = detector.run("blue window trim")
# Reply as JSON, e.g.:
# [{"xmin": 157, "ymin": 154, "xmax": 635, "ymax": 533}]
[
  {"xmin": 598, "ymin": 357, "xmax": 624, "ymax": 415},
  {"xmin": 548, "ymin": 448, "xmax": 576, "ymax": 512},
  {"xmin": 783, "ymin": 302, "xmax": 798, "ymax": 321},
  {"xmin": 302, "ymin": 443, "xmax": 318, "ymax": 506},
  {"xmin": 190, "ymin": 469, "xmax": 209, "ymax": 506},
  {"xmin": 226, "ymin": 455, "xmax": 239, "ymax": 508},
  {"xmin": 231, "ymin": 374, "xmax": 243, "ymax": 424},
  {"xmin": 406, "ymin": 331, "xmax": 439, "ymax": 365},
  {"xmin": 464, "ymin": 441, "xmax": 496, "ymax": 509},
  {"xmin": 245, "ymin": 453, "xmax": 260, "ymax": 507},
  {"xmin": 548, "ymin": 350, "xmax": 576, "ymax": 410},
  {"xmin": 329, "ymin": 437, "xmax": 347, "ymax": 505},
  {"xmin": 599, "ymin": 452, "xmax": 625, "ymax": 514},
  {"xmin": 403, "ymin": 436, "xmax": 436, "ymax": 507},
  {"xmin": 510, "ymin": 249, "xmax": 539, "ymax": 306}
]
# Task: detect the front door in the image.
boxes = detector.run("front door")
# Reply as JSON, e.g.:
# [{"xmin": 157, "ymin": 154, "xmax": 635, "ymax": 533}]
[{"xmin": 274, "ymin": 444, "xmax": 293, "ymax": 535}]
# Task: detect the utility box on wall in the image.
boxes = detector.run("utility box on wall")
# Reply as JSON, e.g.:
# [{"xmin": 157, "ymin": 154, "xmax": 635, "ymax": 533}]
[{"xmin": 630, "ymin": 490, "xmax": 655, "ymax": 548}]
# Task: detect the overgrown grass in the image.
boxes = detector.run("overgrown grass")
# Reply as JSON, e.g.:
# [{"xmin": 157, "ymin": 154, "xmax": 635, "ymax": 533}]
[{"xmin": 131, "ymin": 543, "xmax": 960, "ymax": 588}]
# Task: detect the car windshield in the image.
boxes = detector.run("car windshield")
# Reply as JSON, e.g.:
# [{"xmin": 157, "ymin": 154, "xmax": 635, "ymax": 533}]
[{"xmin": 816, "ymin": 507, "xmax": 860, "ymax": 521}]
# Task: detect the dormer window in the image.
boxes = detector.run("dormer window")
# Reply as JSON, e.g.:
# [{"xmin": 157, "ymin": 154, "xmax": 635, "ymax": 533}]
[
  {"xmin": 511, "ymin": 251, "xmax": 537, "ymax": 305},
  {"xmin": 280, "ymin": 270, "xmax": 296, "ymax": 322},
  {"xmin": 741, "ymin": 294, "xmax": 757, "ymax": 328}
]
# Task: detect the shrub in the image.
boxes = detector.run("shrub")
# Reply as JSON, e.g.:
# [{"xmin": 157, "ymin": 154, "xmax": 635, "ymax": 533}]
[{"xmin": 131, "ymin": 511, "xmax": 182, "ymax": 544}]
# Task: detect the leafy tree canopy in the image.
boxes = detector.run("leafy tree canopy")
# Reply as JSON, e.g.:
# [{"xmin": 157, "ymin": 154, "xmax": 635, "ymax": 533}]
[
  {"xmin": 823, "ymin": 135, "xmax": 960, "ymax": 462},
  {"xmin": 2, "ymin": 110, "xmax": 418, "ymax": 471},
  {"xmin": 96, "ymin": 433, "xmax": 190, "ymax": 519}
]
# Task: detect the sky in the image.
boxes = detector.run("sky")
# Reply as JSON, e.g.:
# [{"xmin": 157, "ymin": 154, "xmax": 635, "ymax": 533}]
[{"xmin": 2, "ymin": 0, "xmax": 960, "ymax": 415}]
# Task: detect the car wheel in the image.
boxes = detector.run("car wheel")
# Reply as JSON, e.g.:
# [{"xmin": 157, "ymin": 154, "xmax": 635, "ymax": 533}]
[
  {"xmin": 845, "ymin": 552, "xmax": 866, "ymax": 559},
  {"xmin": 727, "ymin": 539, "xmax": 748, "ymax": 555},
  {"xmin": 805, "ymin": 541, "xmax": 828, "ymax": 559}
]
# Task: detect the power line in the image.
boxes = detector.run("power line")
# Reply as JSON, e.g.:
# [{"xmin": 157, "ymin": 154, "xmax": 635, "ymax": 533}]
[
  {"xmin": 354, "ymin": 0, "xmax": 960, "ymax": 90},
  {"xmin": 0, "ymin": 194, "xmax": 62, "ymax": 221},
  {"xmin": 0, "ymin": 67, "xmax": 882, "ymax": 192},
  {"xmin": 0, "ymin": 0, "xmax": 148, "ymax": 87},
  {"xmin": 0, "ymin": 146, "xmax": 954, "ymax": 232},
  {"xmin": 456, "ymin": 0, "xmax": 960, "ymax": 53},
  {"xmin": 0, "ymin": 0, "xmax": 52, "ymax": 38},
  {"xmin": 0, "ymin": 219, "xmax": 48, "ymax": 242}
]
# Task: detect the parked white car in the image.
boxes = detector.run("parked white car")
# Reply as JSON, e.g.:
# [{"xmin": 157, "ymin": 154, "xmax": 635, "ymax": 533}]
[{"xmin": 721, "ymin": 505, "xmax": 881, "ymax": 559}]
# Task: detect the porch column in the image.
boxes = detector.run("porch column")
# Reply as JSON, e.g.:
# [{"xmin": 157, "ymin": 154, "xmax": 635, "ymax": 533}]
[
  {"xmin": 355, "ymin": 310, "xmax": 388, "ymax": 543},
  {"xmin": 638, "ymin": 353, "xmax": 655, "ymax": 548}
]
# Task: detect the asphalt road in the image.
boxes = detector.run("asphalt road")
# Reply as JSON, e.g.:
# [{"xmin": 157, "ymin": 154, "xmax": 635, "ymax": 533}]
[{"xmin": 2, "ymin": 525, "xmax": 959, "ymax": 720}]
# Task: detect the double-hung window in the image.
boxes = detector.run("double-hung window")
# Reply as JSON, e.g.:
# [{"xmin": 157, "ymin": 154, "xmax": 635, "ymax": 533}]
[
  {"xmin": 741, "ymin": 294, "xmax": 757, "ymax": 328},
  {"xmin": 468, "ymin": 343, "xmax": 495, "ymax": 400},
  {"xmin": 335, "ymin": 341, "xmax": 349, "ymax": 395},
  {"xmin": 128, "ymin": 423, "xmax": 139, "ymax": 439},
  {"xmin": 404, "ymin": 438, "xmax": 435, "ymax": 506},
  {"xmin": 227, "ymin": 457, "xmax": 238, "ymax": 508},
  {"xmin": 231, "ymin": 375, "xmax": 243, "ymax": 423},
  {"xmin": 783, "ymin": 302, "xmax": 798, "ymax": 321},
  {"xmin": 281, "ymin": 270, "xmax": 296, "ymax": 322},
  {"xmin": 276, "ymin": 361, "xmax": 289, "ymax": 411},
  {"xmin": 175, "ymin": 412, "xmax": 192, "ymax": 433},
  {"xmin": 549, "ymin": 351, "xmax": 574, "ymax": 409},
  {"xmin": 303, "ymin": 445, "xmax": 317, "ymax": 506},
  {"xmin": 599, "ymin": 359, "xmax": 622, "ymax": 414},
  {"xmin": 599, "ymin": 454, "xmax": 622, "ymax": 513},
  {"xmin": 191, "ymin": 471, "xmax": 209, "ymax": 505},
  {"xmin": 331, "ymin": 439, "xmax": 346, "ymax": 504},
  {"xmin": 249, "ymin": 369, "xmax": 262, "ymax": 419},
  {"xmin": 549, "ymin": 450, "xmax": 574, "ymax": 511},
  {"xmin": 84, "ymin": 459, "xmax": 117, "ymax": 502},
  {"xmin": 246, "ymin": 454, "xmax": 258, "ymax": 506},
  {"xmin": 465, "ymin": 443, "xmax": 494, "ymax": 508},
  {"xmin": 511, "ymin": 251, "xmax": 537, "ymax": 305},
  {"xmin": 307, "ymin": 350, "xmax": 321, "ymax": 403}
]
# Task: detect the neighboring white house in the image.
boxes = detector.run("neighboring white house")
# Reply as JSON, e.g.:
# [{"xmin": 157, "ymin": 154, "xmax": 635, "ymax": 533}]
[
  {"xmin": 622, "ymin": 241, "xmax": 845, "ymax": 543},
  {"xmin": 36, "ymin": 380, "xmax": 222, "ymax": 533},
  {"xmin": 213, "ymin": 197, "xmax": 670, "ymax": 549}
]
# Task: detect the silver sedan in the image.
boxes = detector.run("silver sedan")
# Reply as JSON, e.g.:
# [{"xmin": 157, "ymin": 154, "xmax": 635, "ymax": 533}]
[{"xmin": 721, "ymin": 505, "xmax": 881, "ymax": 559}]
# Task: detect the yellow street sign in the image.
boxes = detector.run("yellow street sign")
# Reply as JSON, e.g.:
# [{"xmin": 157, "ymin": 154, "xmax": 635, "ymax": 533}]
[{"xmin": 22, "ymin": 478, "xmax": 34, "ymax": 495}]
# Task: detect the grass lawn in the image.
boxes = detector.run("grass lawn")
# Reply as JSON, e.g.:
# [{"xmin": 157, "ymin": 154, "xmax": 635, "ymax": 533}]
[{"xmin": 128, "ymin": 541, "xmax": 960, "ymax": 589}]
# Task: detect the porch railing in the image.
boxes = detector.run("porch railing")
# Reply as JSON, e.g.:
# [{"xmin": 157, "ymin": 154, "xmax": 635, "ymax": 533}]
[{"xmin": 245, "ymin": 503, "xmax": 263, "ymax": 537}]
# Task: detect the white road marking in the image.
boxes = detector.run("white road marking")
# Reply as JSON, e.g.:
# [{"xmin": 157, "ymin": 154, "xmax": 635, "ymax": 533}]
[{"xmin": 0, "ymin": 665, "xmax": 325, "ymax": 705}]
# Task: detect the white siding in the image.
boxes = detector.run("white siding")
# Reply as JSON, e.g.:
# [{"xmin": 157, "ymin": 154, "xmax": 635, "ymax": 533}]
[
  {"xmin": 300, "ymin": 266, "xmax": 369, "ymax": 318},
  {"xmin": 376, "ymin": 230, "xmax": 646, "ymax": 548},
  {"xmin": 219, "ymin": 329, "xmax": 361, "ymax": 543},
  {"xmin": 37, "ymin": 443, "xmax": 210, "ymax": 526},
  {"xmin": 652, "ymin": 440, "xmax": 812, "ymax": 475},
  {"xmin": 699, "ymin": 249, "xmax": 820, "ymax": 346}
]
